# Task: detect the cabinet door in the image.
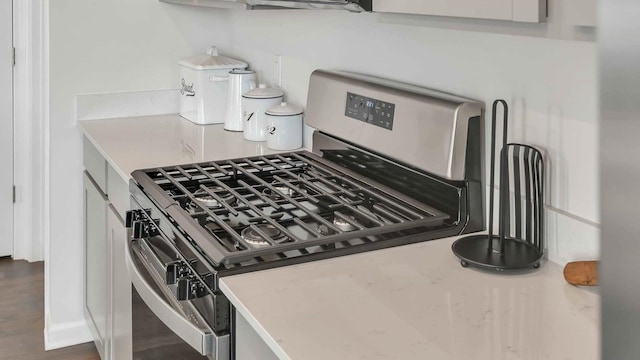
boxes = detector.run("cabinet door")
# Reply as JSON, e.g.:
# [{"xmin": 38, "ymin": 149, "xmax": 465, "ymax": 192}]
[
  {"xmin": 235, "ymin": 310, "xmax": 280, "ymax": 360},
  {"xmin": 374, "ymin": 0, "xmax": 546, "ymax": 23},
  {"xmin": 84, "ymin": 172, "xmax": 110, "ymax": 360},
  {"xmin": 109, "ymin": 205, "xmax": 132, "ymax": 360}
]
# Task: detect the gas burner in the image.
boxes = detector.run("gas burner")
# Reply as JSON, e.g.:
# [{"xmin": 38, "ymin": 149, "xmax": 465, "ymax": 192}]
[
  {"xmin": 317, "ymin": 216, "xmax": 358, "ymax": 235},
  {"xmin": 262, "ymin": 182, "xmax": 304, "ymax": 200},
  {"xmin": 333, "ymin": 216, "xmax": 357, "ymax": 232},
  {"xmin": 165, "ymin": 189, "xmax": 180, "ymax": 197},
  {"xmin": 274, "ymin": 184, "xmax": 295, "ymax": 196},
  {"xmin": 192, "ymin": 188, "xmax": 235, "ymax": 209},
  {"xmin": 240, "ymin": 224, "xmax": 289, "ymax": 247}
]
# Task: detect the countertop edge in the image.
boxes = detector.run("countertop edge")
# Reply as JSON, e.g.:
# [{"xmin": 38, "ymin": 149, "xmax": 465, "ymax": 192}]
[{"xmin": 78, "ymin": 120, "xmax": 134, "ymax": 183}]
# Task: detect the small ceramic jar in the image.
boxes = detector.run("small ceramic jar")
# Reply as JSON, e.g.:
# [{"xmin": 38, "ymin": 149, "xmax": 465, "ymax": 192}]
[
  {"xmin": 242, "ymin": 84, "xmax": 284, "ymax": 141},
  {"xmin": 265, "ymin": 102, "xmax": 304, "ymax": 151}
]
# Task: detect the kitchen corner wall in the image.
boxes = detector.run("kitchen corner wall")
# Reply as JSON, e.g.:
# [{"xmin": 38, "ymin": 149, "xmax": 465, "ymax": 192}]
[
  {"xmin": 212, "ymin": 9, "xmax": 599, "ymax": 266},
  {"xmin": 47, "ymin": 0, "xmax": 231, "ymax": 348}
]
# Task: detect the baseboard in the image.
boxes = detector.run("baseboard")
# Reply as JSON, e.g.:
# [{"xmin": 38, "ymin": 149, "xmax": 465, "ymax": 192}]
[{"xmin": 44, "ymin": 319, "xmax": 93, "ymax": 351}]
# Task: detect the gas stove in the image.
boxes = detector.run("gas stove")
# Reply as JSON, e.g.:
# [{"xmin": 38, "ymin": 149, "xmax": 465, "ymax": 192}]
[{"xmin": 125, "ymin": 69, "xmax": 484, "ymax": 359}]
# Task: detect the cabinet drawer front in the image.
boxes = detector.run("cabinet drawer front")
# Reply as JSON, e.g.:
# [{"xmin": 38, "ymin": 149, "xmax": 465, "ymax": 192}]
[
  {"xmin": 374, "ymin": 0, "xmax": 513, "ymax": 21},
  {"xmin": 83, "ymin": 172, "xmax": 109, "ymax": 360},
  {"xmin": 108, "ymin": 164, "xmax": 130, "ymax": 219},
  {"xmin": 109, "ymin": 206, "xmax": 132, "ymax": 360},
  {"xmin": 84, "ymin": 136, "xmax": 108, "ymax": 193},
  {"xmin": 374, "ymin": 0, "xmax": 546, "ymax": 23}
]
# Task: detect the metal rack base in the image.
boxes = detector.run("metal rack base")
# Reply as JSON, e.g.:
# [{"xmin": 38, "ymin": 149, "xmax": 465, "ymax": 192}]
[{"xmin": 451, "ymin": 234, "xmax": 543, "ymax": 270}]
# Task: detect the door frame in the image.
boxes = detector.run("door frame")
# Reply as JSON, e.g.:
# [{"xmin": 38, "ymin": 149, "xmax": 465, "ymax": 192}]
[
  {"xmin": 12, "ymin": 0, "xmax": 48, "ymax": 263},
  {"xmin": 1, "ymin": 0, "xmax": 14, "ymax": 258}
]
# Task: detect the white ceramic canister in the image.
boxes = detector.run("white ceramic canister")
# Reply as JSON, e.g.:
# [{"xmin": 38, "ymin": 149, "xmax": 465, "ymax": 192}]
[
  {"xmin": 179, "ymin": 46, "xmax": 248, "ymax": 125},
  {"xmin": 224, "ymin": 69, "xmax": 256, "ymax": 131},
  {"xmin": 265, "ymin": 102, "xmax": 304, "ymax": 151},
  {"xmin": 242, "ymin": 84, "xmax": 284, "ymax": 141}
]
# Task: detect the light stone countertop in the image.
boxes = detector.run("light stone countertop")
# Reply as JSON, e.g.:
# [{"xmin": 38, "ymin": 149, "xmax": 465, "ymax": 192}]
[
  {"xmin": 78, "ymin": 113, "xmax": 599, "ymax": 360},
  {"xmin": 78, "ymin": 114, "xmax": 285, "ymax": 182},
  {"xmin": 220, "ymin": 236, "xmax": 599, "ymax": 360}
]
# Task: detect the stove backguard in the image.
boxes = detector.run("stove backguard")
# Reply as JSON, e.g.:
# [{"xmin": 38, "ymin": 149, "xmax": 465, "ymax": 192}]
[{"xmin": 305, "ymin": 70, "xmax": 483, "ymax": 181}]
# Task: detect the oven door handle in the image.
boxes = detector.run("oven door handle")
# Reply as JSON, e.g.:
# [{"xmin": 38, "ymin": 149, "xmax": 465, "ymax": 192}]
[{"xmin": 125, "ymin": 236, "xmax": 229, "ymax": 357}]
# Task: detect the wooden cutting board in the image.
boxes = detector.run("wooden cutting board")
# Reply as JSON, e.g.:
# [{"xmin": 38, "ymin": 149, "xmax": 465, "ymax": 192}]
[{"xmin": 563, "ymin": 261, "xmax": 599, "ymax": 286}]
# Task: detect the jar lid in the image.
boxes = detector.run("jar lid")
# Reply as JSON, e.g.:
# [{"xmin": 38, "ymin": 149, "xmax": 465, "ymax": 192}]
[
  {"xmin": 243, "ymin": 84, "xmax": 285, "ymax": 99},
  {"xmin": 229, "ymin": 69, "xmax": 255, "ymax": 75},
  {"xmin": 178, "ymin": 46, "xmax": 248, "ymax": 70},
  {"xmin": 266, "ymin": 102, "xmax": 304, "ymax": 116}
]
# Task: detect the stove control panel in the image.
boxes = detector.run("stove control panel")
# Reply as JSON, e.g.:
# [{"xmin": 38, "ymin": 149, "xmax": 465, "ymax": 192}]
[{"xmin": 345, "ymin": 92, "xmax": 395, "ymax": 130}]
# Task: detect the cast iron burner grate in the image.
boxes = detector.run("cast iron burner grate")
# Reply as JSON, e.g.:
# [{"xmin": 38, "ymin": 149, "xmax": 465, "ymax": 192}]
[{"xmin": 136, "ymin": 151, "xmax": 449, "ymax": 266}]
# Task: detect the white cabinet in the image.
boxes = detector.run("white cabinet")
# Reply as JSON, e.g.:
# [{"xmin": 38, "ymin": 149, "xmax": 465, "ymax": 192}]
[
  {"xmin": 235, "ymin": 310, "xmax": 279, "ymax": 360},
  {"xmin": 108, "ymin": 205, "xmax": 132, "ymax": 360},
  {"xmin": 160, "ymin": 0, "xmax": 249, "ymax": 9},
  {"xmin": 83, "ymin": 136, "xmax": 132, "ymax": 360},
  {"xmin": 83, "ymin": 172, "xmax": 110, "ymax": 360},
  {"xmin": 374, "ymin": 0, "xmax": 547, "ymax": 23}
]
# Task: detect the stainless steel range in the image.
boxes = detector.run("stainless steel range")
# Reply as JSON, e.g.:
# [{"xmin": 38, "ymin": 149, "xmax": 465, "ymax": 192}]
[{"xmin": 125, "ymin": 70, "xmax": 484, "ymax": 359}]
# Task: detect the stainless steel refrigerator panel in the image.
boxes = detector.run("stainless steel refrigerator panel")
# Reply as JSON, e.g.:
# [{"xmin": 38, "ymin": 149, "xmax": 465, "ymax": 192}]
[{"xmin": 600, "ymin": 0, "xmax": 640, "ymax": 358}]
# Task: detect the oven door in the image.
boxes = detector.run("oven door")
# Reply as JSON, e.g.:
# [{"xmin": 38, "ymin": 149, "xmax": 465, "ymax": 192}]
[{"xmin": 125, "ymin": 232, "xmax": 230, "ymax": 359}]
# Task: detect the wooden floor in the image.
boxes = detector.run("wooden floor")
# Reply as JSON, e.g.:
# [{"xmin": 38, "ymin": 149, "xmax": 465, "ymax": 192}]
[{"xmin": 0, "ymin": 257, "xmax": 100, "ymax": 360}]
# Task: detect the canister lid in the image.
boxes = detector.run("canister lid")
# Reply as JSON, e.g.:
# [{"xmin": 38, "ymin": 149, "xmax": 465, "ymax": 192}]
[
  {"xmin": 178, "ymin": 46, "xmax": 248, "ymax": 70},
  {"xmin": 243, "ymin": 84, "xmax": 285, "ymax": 99},
  {"xmin": 229, "ymin": 69, "xmax": 256, "ymax": 75},
  {"xmin": 266, "ymin": 102, "xmax": 304, "ymax": 116}
]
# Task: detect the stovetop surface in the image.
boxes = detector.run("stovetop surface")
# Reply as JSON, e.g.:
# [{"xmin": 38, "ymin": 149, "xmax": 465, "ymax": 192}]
[{"xmin": 134, "ymin": 151, "xmax": 451, "ymax": 266}]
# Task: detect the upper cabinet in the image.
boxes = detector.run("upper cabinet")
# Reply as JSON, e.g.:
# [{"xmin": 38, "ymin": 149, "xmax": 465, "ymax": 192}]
[
  {"xmin": 374, "ymin": 0, "xmax": 547, "ymax": 23},
  {"xmin": 160, "ymin": 0, "xmax": 249, "ymax": 9},
  {"xmin": 160, "ymin": 0, "xmax": 597, "ymax": 27}
]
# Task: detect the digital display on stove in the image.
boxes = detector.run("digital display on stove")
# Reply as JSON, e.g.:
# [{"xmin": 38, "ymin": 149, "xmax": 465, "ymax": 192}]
[{"xmin": 345, "ymin": 92, "xmax": 395, "ymax": 130}]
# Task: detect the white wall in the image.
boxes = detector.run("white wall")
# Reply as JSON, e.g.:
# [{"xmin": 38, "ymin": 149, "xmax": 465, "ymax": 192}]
[
  {"xmin": 46, "ymin": 1, "xmax": 232, "ymax": 349},
  {"xmin": 216, "ymin": 9, "xmax": 599, "ymax": 265}
]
